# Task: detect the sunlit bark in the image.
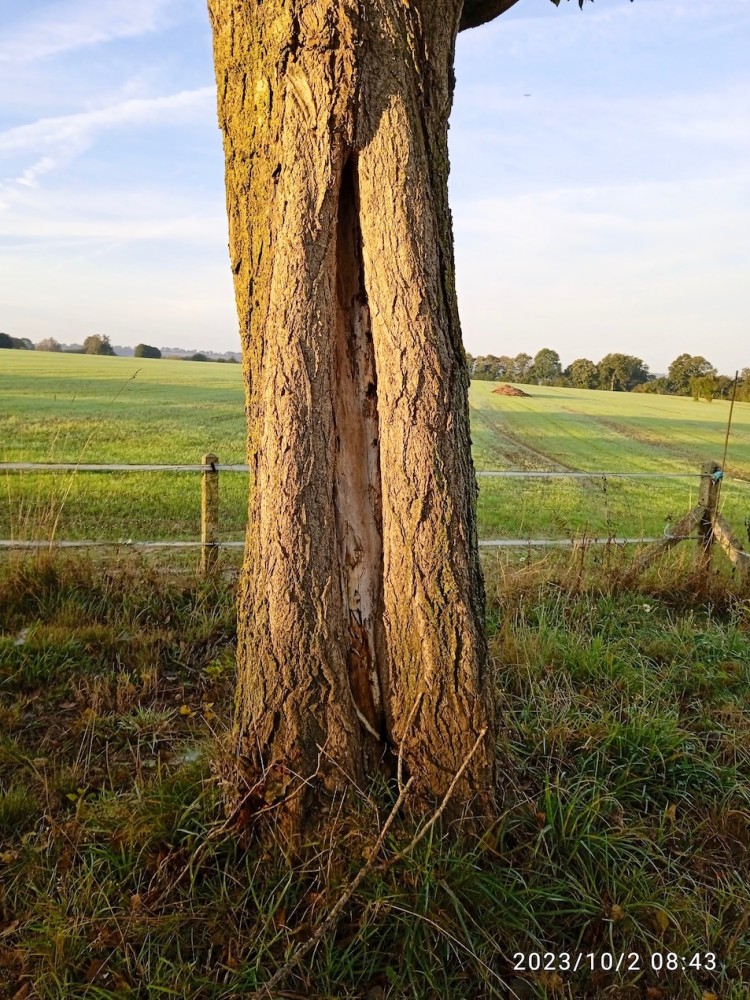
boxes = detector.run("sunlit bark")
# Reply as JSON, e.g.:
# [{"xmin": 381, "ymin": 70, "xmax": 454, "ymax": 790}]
[{"xmin": 208, "ymin": 0, "xmax": 498, "ymax": 835}]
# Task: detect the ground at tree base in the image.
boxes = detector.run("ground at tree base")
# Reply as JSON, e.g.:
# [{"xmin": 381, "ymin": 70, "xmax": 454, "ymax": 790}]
[{"xmin": 0, "ymin": 549, "xmax": 748, "ymax": 999}]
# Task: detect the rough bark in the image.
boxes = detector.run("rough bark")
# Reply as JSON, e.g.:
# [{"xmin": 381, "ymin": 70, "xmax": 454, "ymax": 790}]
[{"xmin": 208, "ymin": 0, "xmax": 496, "ymax": 836}]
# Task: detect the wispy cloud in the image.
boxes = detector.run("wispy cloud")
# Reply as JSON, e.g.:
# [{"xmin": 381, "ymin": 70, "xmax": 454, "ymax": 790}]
[
  {"xmin": 0, "ymin": 88, "xmax": 214, "ymax": 154},
  {"xmin": 453, "ymin": 173, "xmax": 750, "ymax": 371},
  {"xmin": 0, "ymin": 0, "xmax": 175, "ymax": 64},
  {"xmin": 0, "ymin": 183, "xmax": 226, "ymax": 244},
  {"xmin": 0, "ymin": 88, "xmax": 215, "ymax": 189}
]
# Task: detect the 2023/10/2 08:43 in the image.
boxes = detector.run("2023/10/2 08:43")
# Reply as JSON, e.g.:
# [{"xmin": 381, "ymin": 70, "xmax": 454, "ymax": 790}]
[{"xmin": 512, "ymin": 952, "xmax": 718, "ymax": 973}]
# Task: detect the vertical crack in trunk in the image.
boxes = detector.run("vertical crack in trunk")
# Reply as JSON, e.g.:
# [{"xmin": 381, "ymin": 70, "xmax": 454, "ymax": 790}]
[{"xmin": 333, "ymin": 156, "xmax": 385, "ymax": 743}]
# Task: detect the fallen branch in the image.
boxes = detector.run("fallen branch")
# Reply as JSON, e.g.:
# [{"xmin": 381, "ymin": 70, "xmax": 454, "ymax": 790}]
[
  {"xmin": 249, "ymin": 776, "xmax": 415, "ymax": 1000},
  {"xmin": 250, "ymin": 724, "xmax": 490, "ymax": 999},
  {"xmin": 712, "ymin": 513, "xmax": 750, "ymax": 578},
  {"xmin": 628, "ymin": 504, "xmax": 703, "ymax": 576},
  {"xmin": 387, "ymin": 727, "xmax": 489, "ymax": 868},
  {"xmin": 397, "ymin": 691, "xmax": 424, "ymax": 794}
]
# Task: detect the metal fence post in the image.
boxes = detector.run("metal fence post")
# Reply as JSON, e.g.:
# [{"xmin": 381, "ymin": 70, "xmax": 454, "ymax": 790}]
[{"xmin": 200, "ymin": 453, "xmax": 219, "ymax": 575}]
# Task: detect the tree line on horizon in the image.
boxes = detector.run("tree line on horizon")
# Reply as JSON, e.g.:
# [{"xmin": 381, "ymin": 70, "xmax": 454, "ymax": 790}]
[
  {"xmin": 0, "ymin": 333, "xmax": 239, "ymax": 364},
  {"xmin": 467, "ymin": 348, "xmax": 750, "ymax": 402},
  {"xmin": 2, "ymin": 332, "xmax": 746, "ymax": 400}
]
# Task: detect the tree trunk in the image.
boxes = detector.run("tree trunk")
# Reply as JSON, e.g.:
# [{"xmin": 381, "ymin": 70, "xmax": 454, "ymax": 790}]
[{"xmin": 208, "ymin": 0, "xmax": 496, "ymax": 836}]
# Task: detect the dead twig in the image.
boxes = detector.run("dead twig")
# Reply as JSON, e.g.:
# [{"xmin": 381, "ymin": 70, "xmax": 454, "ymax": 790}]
[
  {"xmin": 249, "ymin": 775, "xmax": 416, "ymax": 1000},
  {"xmin": 387, "ymin": 726, "xmax": 488, "ymax": 867},
  {"xmin": 397, "ymin": 690, "xmax": 424, "ymax": 794},
  {"xmin": 250, "ymin": 724, "xmax": 490, "ymax": 999}
]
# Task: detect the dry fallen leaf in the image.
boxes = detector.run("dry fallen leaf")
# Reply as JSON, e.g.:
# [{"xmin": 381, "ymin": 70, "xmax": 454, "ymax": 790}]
[
  {"xmin": 539, "ymin": 970, "xmax": 564, "ymax": 992},
  {"xmin": 85, "ymin": 958, "xmax": 107, "ymax": 983}
]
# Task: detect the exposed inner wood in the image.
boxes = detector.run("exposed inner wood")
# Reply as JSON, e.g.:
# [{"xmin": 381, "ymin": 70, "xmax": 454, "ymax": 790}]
[
  {"xmin": 208, "ymin": 0, "xmax": 497, "ymax": 828},
  {"xmin": 333, "ymin": 157, "xmax": 385, "ymax": 742}
]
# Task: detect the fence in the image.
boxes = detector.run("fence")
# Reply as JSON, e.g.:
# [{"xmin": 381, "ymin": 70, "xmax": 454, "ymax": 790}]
[{"xmin": 1, "ymin": 455, "xmax": 748, "ymax": 579}]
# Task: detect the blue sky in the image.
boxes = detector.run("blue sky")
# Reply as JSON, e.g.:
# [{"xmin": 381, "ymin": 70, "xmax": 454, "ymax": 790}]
[{"xmin": 0, "ymin": 0, "xmax": 747, "ymax": 373}]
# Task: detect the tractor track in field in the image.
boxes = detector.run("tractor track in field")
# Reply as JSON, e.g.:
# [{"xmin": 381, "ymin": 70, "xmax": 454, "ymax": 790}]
[
  {"xmin": 472, "ymin": 410, "xmax": 574, "ymax": 473},
  {"xmin": 593, "ymin": 418, "xmax": 750, "ymax": 481},
  {"xmin": 471, "ymin": 406, "xmax": 605, "ymax": 491}
]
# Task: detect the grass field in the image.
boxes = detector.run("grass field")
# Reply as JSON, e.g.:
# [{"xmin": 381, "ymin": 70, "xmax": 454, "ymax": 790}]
[
  {"xmin": 2, "ymin": 351, "xmax": 749, "ymax": 546},
  {"xmin": 1, "ymin": 552, "xmax": 748, "ymax": 998},
  {"xmin": 2, "ymin": 357, "xmax": 750, "ymax": 997}
]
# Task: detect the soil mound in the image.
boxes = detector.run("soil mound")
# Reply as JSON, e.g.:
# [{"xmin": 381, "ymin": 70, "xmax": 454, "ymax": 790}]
[{"xmin": 492, "ymin": 384, "xmax": 532, "ymax": 398}]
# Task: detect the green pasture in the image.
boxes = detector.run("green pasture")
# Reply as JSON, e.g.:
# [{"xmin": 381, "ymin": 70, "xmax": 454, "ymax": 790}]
[{"xmin": 2, "ymin": 351, "xmax": 749, "ymax": 544}]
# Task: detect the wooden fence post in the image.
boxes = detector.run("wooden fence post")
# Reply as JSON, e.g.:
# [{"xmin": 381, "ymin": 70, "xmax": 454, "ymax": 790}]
[
  {"xmin": 697, "ymin": 460, "xmax": 721, "ymax": 577},
  {"xmin": 201, "ymin": 453, "xmax": 219, "ymax": 575}
]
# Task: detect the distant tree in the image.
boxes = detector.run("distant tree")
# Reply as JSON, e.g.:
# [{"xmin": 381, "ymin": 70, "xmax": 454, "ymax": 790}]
[
  {"xmin": 667, "ymin": 354, "xmax": 716, "ymax": 396},
  {"xmin": 566, "ymin": 358, "xmax": 599, "ymax": 389},
  {"xmin": 471, "ymin": 355, "xmax": 492, "ymax": 380},
  {"xmin": 0, "ymin": 332, "xmax": 12, "ymax": 349},
  {"xmin": 691, "ymin": 375, "xmax": 716, "ymax": 402},
  {"xmin": 513, "ymin": 352, "xmax": 534, "ymax": 383},
  {"xmin": 36, "ymin": 337, "xmax": 62, "ymax": 352},
  {"xmin": 476, "ymin": 354, "xmax": 515, "ymax": 381},
  {"xmin": 712, "ymin": 374, "xmax": 736, "ymax": 400},
  {"xmin": 597, "ymin": 353, "xmax": 650, "ymax": 392},
  {"xmin": 531, "ymin": 348, "xmax": 562, "ymax": 385},
  {"xmin": 633, "ymin": 376, "xmax": 670, "ymax": 395},
  {"xmin": 10, "ymin": 337, "xmax": 33, "ymax": 350},
  {"xmin": 83, "ymin": 334, "xmax": 116, "ymax": 356},
  {"xmin": 134, "ymin": 343, "xmax": 162, "ymax": 359},
  {"xmin": 691, "ymin": 375, "xmax": 715, "ymax": 402},
  {"xmin": 736, "ymin": 368, "xmax": 750, "ymax": 402},
  {"xmin": 473, "ymin": 354, "xmax": 512, "ymax": 381},
  {"xmin": 188, "ymin": 352, "xmax": 209, "ymax": 362}
]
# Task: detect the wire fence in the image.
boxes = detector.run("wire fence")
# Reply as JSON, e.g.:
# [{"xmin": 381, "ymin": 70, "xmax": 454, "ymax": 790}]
[{"xmin": 2, "ymin": 459, "xmax": 749, "ymax": 557}]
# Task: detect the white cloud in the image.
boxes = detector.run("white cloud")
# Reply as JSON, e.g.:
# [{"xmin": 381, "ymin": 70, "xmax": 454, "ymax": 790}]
[
  {"xmin": 453, "ymin": 174, "xmax": 750, "ymax": 372},
  {"xmin": 0, "ymin": 88, "xmax": 214, "ymax": 156},
  {"xmin": 0, "ymin": 182, "xmax": 226, "ymax": 245},
  {"xmin": 0, "ymin": 88, "xmax": 215, "ymax": 191},
  {"xmin": 0, "ymin": 0, "xmax": 175, "ymax": 64},
  {"xmin": 0, "ymin": 246, "xmax": 239, "ymax": 352},
  {"xmin": 16, "ymin": 156, "xmax": 58, "ymax": 188}
]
